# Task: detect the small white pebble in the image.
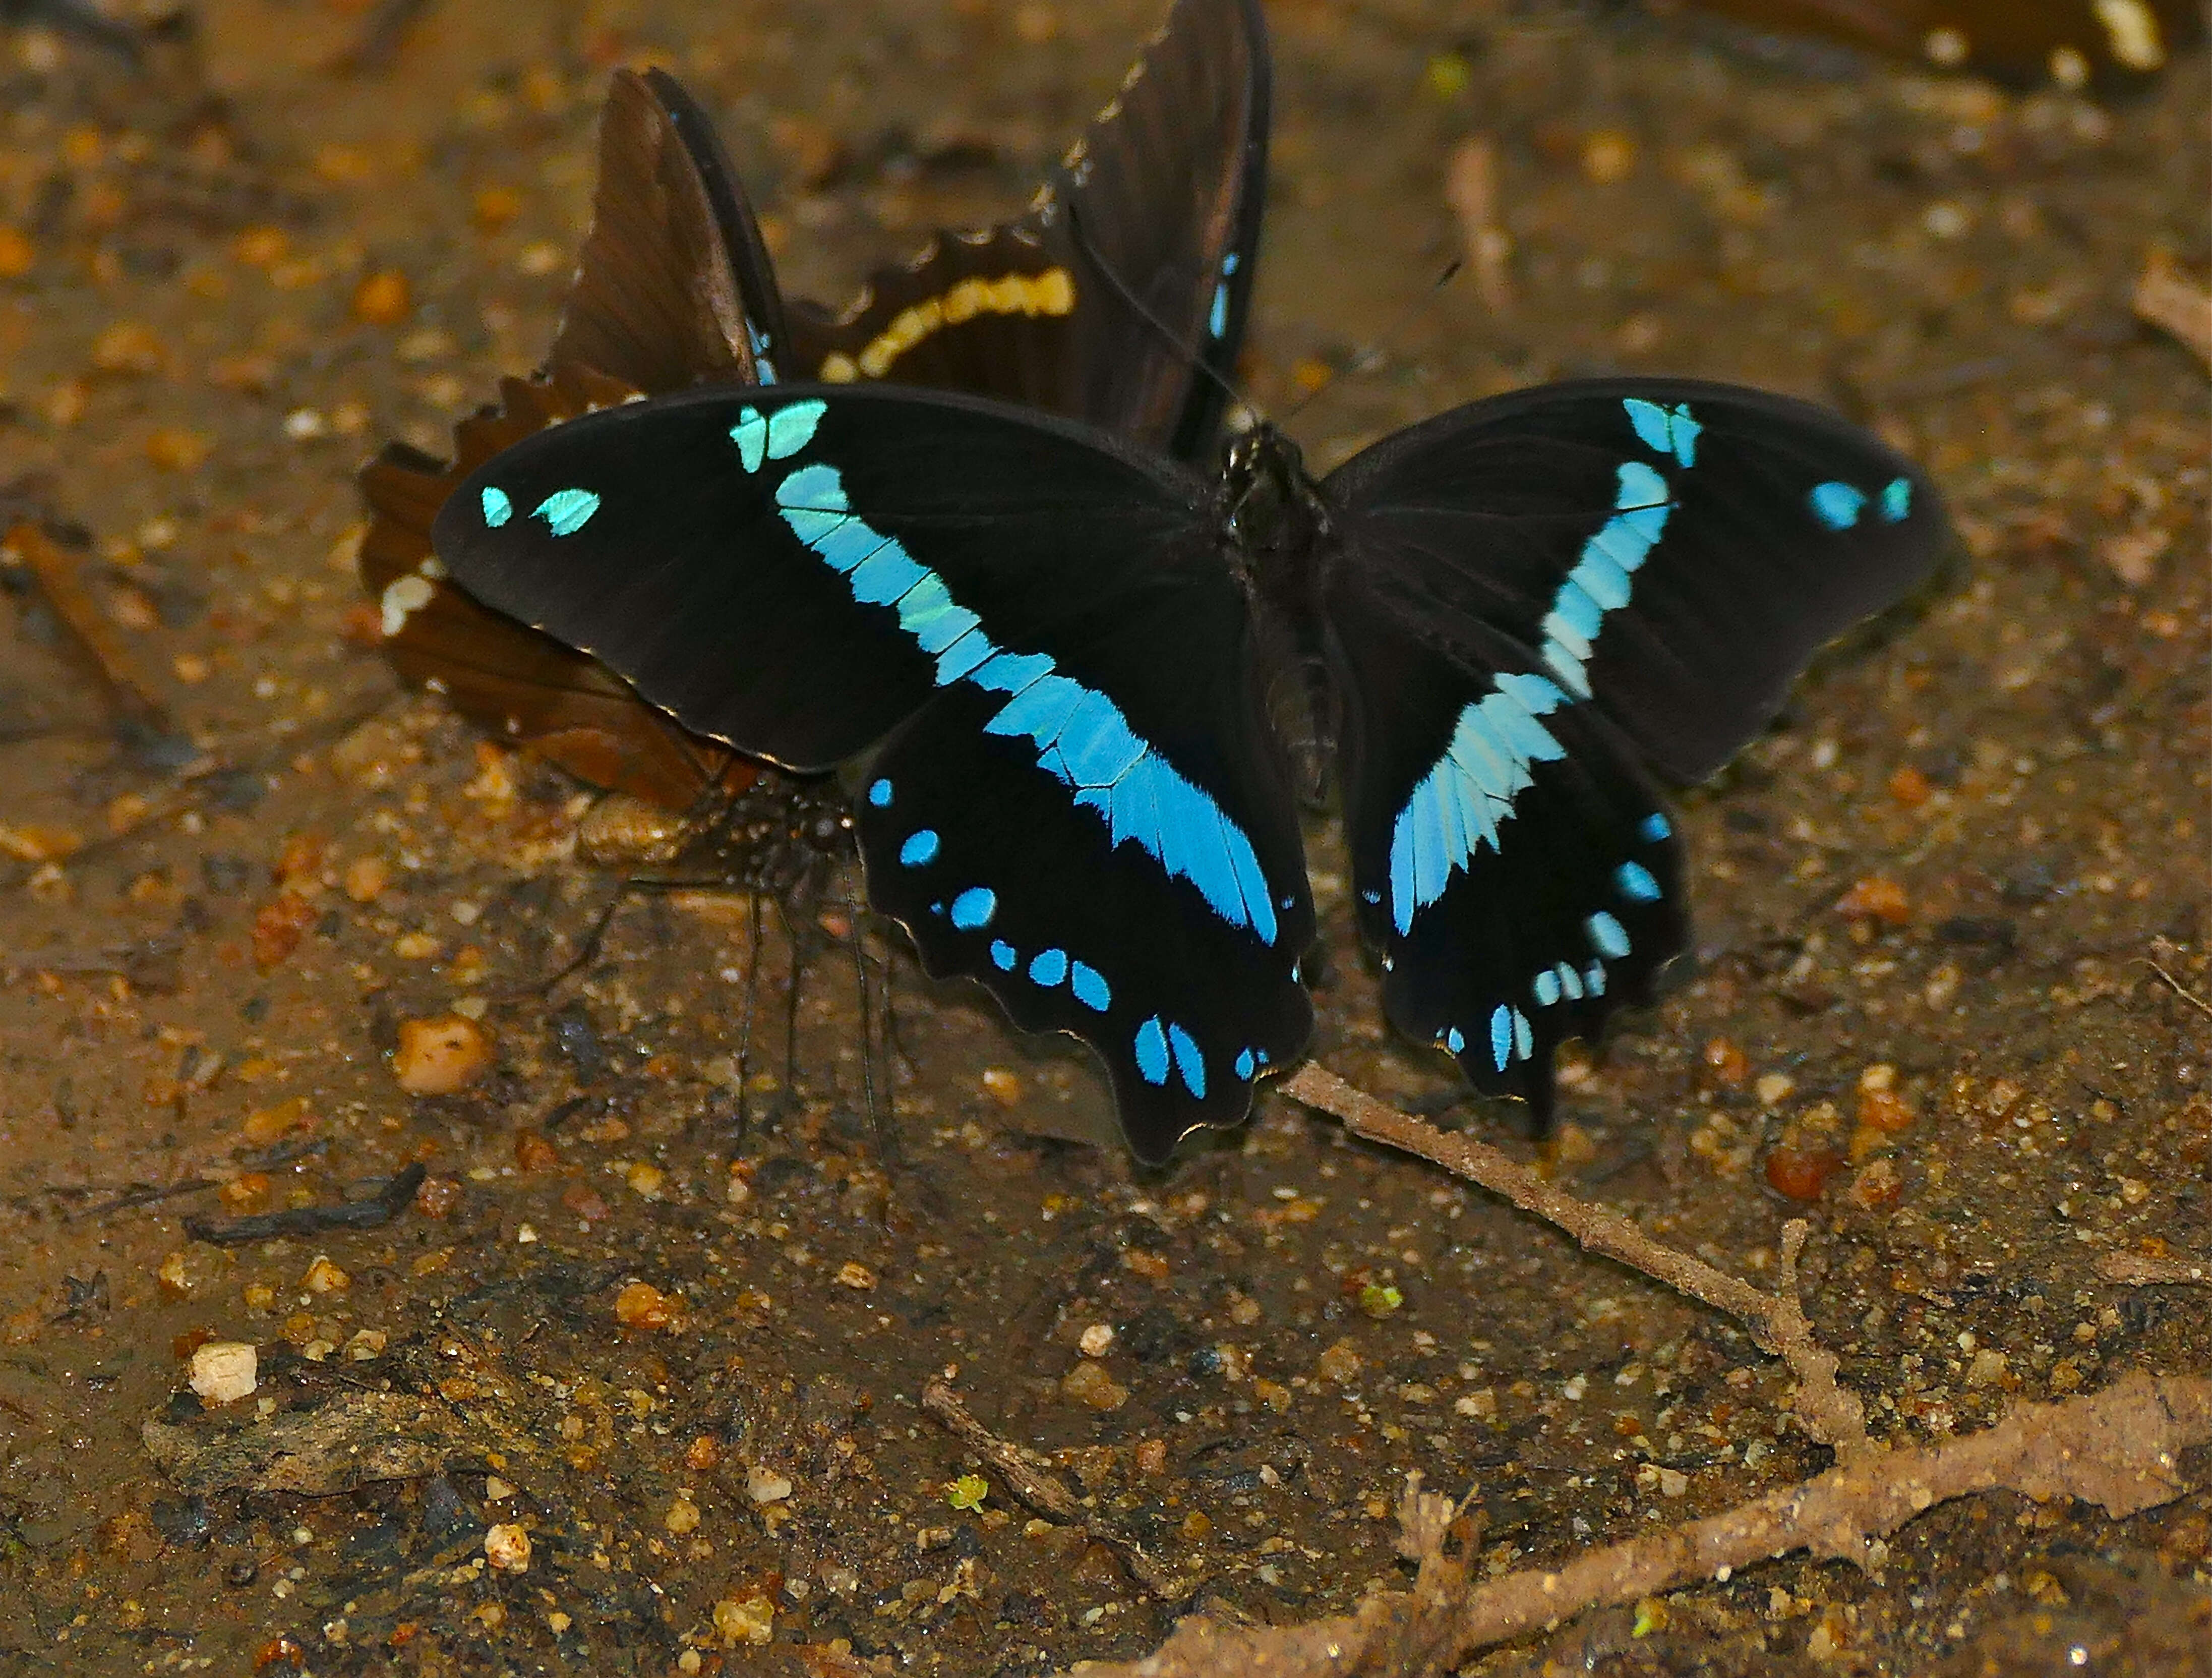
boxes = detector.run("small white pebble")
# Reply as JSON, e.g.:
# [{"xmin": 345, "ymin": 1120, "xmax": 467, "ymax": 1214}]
[
  {"xmin": 1079, "ymin": 1323, "xmax": 1115, "ymax": 1358},
  {"xmin": 746, "ymin": 1465, "xmax": 793, "ymax": 1506},
  {"xmin": 189, "ymin": 1341, "xmax": 258, "ymax": 1404},
  {"xmin": 283, "ymin": 408, "xmax": 328, "ymax": 441}
]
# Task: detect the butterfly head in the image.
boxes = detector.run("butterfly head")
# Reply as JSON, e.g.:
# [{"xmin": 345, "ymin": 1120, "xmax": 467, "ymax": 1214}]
[{"xmin": 1220, "ymin": 421, "xmax": 1324, "ymax": 568}]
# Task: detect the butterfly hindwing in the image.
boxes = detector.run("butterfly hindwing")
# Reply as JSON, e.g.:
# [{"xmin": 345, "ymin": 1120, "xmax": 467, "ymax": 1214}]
[
  {"xmin": 435, "ymin": 386, "xmax": 1317, "ymax": 1158},
  {"xmin": 1327, "ymin": 588, "xmax": 1688, "ymax": 1116},
  {"xmin": 1322, "ymin": 380, "xmax": 1946, "ymax": 1106},
  {"xmin": 786, "ymin": 0, "xmax": 1269, "ymax": 459}
]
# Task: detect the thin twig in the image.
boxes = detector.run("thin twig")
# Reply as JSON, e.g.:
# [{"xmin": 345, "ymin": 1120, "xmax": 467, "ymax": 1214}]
[
  {"xmin": 2096, "ymin": 1250, "xmax": 2212, "ymax": 1287},
  {"xmin": 2133, "ymin": 249, "xmax": 2212, "ymax": 370},
  {"xmin": 1280, "ymin": 1065, "xmax": 1872, "ymax": 1460},
  {"xmin": 919, "ymin": 1378, "xmax": 1182, "ymax": 1597},
  {"xmin": 1057, "ymin": 1371, "xmax": 2212, "ymax": 1678},
  {"xmin": 1443, "ymin": 138, "xmax": 1515, "ymax": 315},
  {"xmin": 4, "ymin": 520, "xmax": 171, "ymax": 734},
  {"xmin": 2137, "ymin": 956, "xmax": 2212, "ymax": 1020}
]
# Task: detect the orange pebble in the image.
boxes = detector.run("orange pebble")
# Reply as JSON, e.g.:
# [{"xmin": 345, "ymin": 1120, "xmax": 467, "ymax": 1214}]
[
  {"xmin": 1834, "ymin": 876, "xmax": 1910, "ymax": 925},
  {"xmin": 1701, "ymin": 1036, "xmax": 1750, "ymax": 1086},
  {"xmin": 144, "ymin": 429, "xmax": 212, "ymax": 471},
  {"xmin": 1886, "ymin": 765, "xmax": 1932, "ymax": 806},
  {"xmin": 614, "ymin": 1281, "xmax": 681, "ymax": 1330},
  {"xmin": 232, "ymin": 225, "xmax": 289, "ymax": 267},
  {"xmin": 0, "ymin": 225, "xmax": 34, "ymax": 277},
  {"xmin": 351, "ymin": 269, "xmax": 411, "ymax": 326},
  {"xmin": 513, "ymin": 1129, "xmax": 560, "ymax": 1172},
  {"xmin": 1764, "ymin": 1142, "xmax": 1843, "ymax": 1202},
  {"xmin": 392, "ymin": 1014, "xmax": 494, "ymax": 1095},
  {"xmin": 473, "ymin": 186, "xmax": 523, "ymax": 229},
  {"xmin": 1858, "ymin": 1087, "xmax": 1917, "ymax": 1133},
  {"xmin": 251, "ymin": 891, "xmax": 317, "ymax": 967}
]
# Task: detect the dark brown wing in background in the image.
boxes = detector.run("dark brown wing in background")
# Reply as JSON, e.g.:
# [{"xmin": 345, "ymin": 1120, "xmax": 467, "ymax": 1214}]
[
  {"xmin": 1681, "ymin": 0, "xmax": 2200, "ymax": 89},
  {"xmin": 782, "ymin": 0, "xmax": 1269, "ymax": 460},
  {"xmin": 357, "ymin": 67, "xmax": 780, "ymax": 808},
  {"xmin": 547, "ymin": 67, "xmax": 793, "ymax": 388}
]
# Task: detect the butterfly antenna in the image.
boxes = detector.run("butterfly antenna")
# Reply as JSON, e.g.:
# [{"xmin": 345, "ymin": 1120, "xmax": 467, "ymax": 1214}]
[
  {"xmin": 1276, "ymin": 260, "xmax": 1463, "ymax": 431},
  {"xmin": 1061, "ymin": 198, "xmax": 1260, "ymax": 429}
]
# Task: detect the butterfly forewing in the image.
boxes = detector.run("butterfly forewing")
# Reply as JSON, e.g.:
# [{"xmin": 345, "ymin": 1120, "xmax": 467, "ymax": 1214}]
[
  {"xmin": 1326, "ymin": 381, "xmax": 1945, "ymax": 785},
  {"xmin": 435, "ymin": 386, "xmax": 1316, "ymax": 1157},
  {"xmin": 1321, "ymin": 380, "xmax": 1946, "ymax": 1106},
  {"xmin": 785, "ymin": 0, "xmax": 1269, "ymax": 459},
  {"xmin": 547, "ymin": 66, "xmax": 789, "ymax": 393}
]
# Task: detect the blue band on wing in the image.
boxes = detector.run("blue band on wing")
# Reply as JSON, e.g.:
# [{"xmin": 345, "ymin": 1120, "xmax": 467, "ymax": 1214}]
[
  {"xmin": 1387, "ymin": 672, "xmax": 1570, "ymax": 935},
  {"xmin": 769, "ymin": 445, "xmax": 1279, "ymax": 944},
  {"xmin": 1388, "ymin": 402, "xmax": 1701, "ymax": 937}
]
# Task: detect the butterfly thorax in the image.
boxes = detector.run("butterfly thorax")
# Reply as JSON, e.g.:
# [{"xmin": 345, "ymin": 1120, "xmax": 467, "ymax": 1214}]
[{"xmin": 1220, "ymin": 423, "xmax": 1332, "ymax": 618}]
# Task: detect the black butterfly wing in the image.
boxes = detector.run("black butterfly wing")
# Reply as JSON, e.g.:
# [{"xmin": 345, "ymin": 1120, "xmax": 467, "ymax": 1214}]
[
  {"xmin": 548, "ymin": 66, "xmax": 793, "ymax": 392},
  {"xmin": 1320, "ymin": 379, "xmax": 1947, "ymax": 1115},
  {"xmin": 785, "ymin": 0, "xmax": 1269, "ymax": 459},
  {"xmin": 433, "ymin": 386, "xmax": 1315, "ymax": 1162}
]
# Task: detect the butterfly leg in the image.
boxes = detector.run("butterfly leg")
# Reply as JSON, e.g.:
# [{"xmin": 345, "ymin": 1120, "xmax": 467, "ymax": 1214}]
[
  {"xmin": 731, "ymin": 888, "xmax": 764, "ymax": 1140},
  {"xmin": 848, "ymin": 896, "xmax": 902, "ymax": 1167}
]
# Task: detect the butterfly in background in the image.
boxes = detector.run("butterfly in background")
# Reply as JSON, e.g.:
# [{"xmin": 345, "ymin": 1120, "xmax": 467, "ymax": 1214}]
[
  {"xmin": 357, "ymin": 0, "xmax": 1269, "ymax": 813},
  {"xmin": 1675, "ymin": 0, "xmax": 2200, "ymax": 90},
  {"xmin": 432, "ymin": 365, "xmax": 1949, "ymax": 1164}
]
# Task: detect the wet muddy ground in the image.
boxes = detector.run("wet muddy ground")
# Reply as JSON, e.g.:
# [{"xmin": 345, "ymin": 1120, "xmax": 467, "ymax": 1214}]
[{"xmin": 1, "ymin": 2, "xmax": 2207, "ymax": 1673}]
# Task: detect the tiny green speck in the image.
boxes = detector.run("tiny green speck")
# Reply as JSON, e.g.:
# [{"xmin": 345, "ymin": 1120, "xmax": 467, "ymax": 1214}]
[
  {"xmin": 1423, "ymin": 52, "xmax": 1470, "ymax": 100},
  {"xmin": 1358, "ymin": 1282, "xmax": 1403, "ymax": 1318},
  {"xmin": 946, "ymin": 1474, "xmax": 988, "ymax": 1513}
]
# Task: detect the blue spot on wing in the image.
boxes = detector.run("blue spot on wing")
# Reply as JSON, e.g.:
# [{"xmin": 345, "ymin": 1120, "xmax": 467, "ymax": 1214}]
[
  {"xmin": 481, "ymin": 486, "xmax": 512, "ymax": 528},
  {"xmin": 1810, "ymin": 481, "xmax": 1866, "ymax": 530},
  {"xmin": 1134, "ymin": 1017, "xmax": 1170, "ymax": 1087},
  {"xmin": 900, "ymin": 830, "xmax": 940, "ymax": 867},
  {"xmin": 1881, "ymin": 477, "xmax": 1912, "ymax": 522},
  {"xmin": 765, "ymin": 400, "xmax": 824, "ymax": 460},
  {"xmin": 949, "ymin": 887, "xmax": 995, "ymax": 930},
  {"xmin": 1623, "ymin": 398, "xmax": 1700, "ymax": 467},
  {"xmin": 1616, "ymin": 861, "xmax": 1661, "ymax": 902},
  {"xmin": 1167, "ymin": 1024, "xmax": 1206, "ymax": 1098},
  {"xmin": 1069, "ymin": 961, "xmax": 1111, "ymax": 1012},
  {"xmin": 1028, "ymin": 948, "xmax": 1069, "ymax": 987},
  {"xmin": 731, "ymin": 408, "xmax": 767, "ymax": 473},
  {"xmin": 989, "ymin": 940, "xmax": 1017, "ymax": 971},
  {"xmin": 1587, "ymin": 911, "xmax": 1630, "ymax": 959},
  {"xmin": 1638, "ymin": 811, "xmax": 1670, "ymax": 842},
  {"xmin": 868, "ymin": 779, "xmax": 893, "ymax": 807},
  {"xmin": 534, "ymin": 489, "xmax": 600, "ymax": 536}
]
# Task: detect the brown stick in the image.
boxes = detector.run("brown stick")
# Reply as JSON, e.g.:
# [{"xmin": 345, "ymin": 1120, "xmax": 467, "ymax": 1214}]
[
  {"xmin": 2133, "ymin": 249, "xmax": 2212, "ymax": 370},
  {"xmin": 1055, "ymin": 1371, "xmax": 2212, "ymax": 1678},
  {"xmin": 1279, "ymin": 1065, "xmax": 1871, "ymax": 1459},
  {"xmin": 4, "ymin": 521, "xmax": 172, "ymax": 734},
  {"xmin": 1443, "ymin": 138, "xmax": 1515, "ymax": 315},
  {"xmin": 2097, "ymin": 1250, "xmax": 2212, "ymax": 1287},
  {"xmin": 919, "ymin": 1378, "xmax": 1182, "ymax": 1598}
]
